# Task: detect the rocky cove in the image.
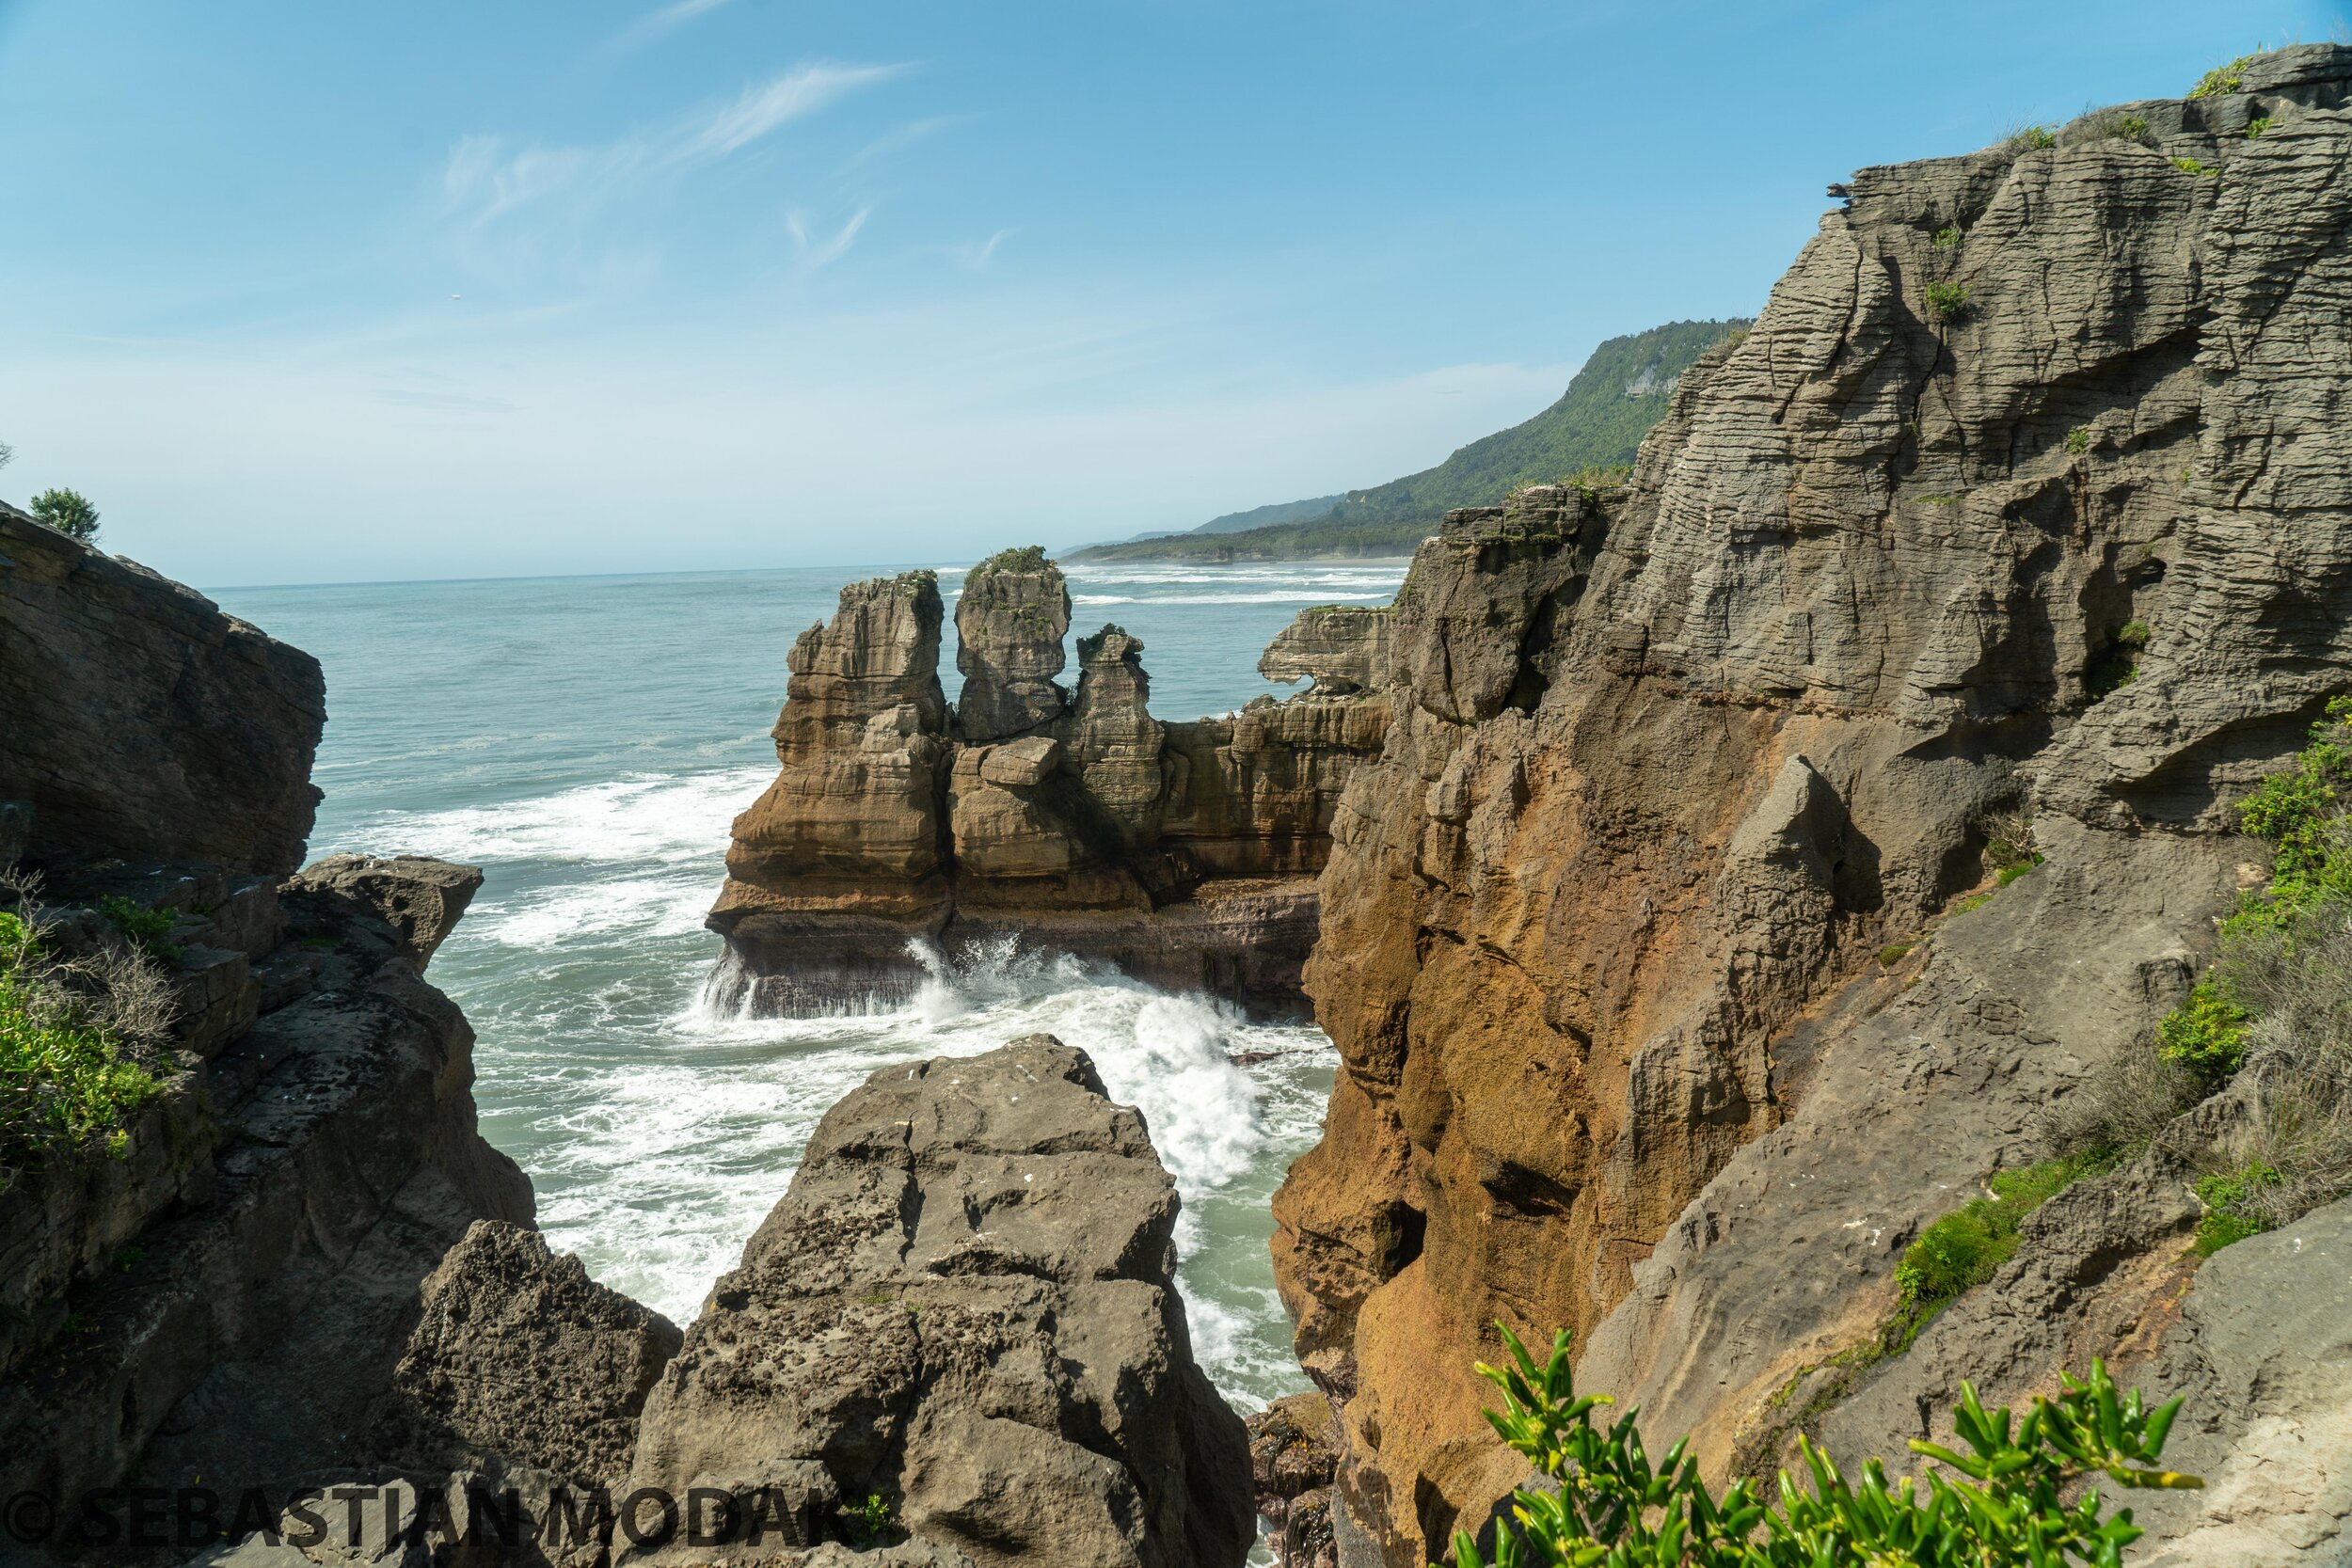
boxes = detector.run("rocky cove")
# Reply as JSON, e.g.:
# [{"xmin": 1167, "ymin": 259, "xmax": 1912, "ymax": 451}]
[{"xmin": 5, "ymin": 40, "xmax": 2352, "ymax": 1568}]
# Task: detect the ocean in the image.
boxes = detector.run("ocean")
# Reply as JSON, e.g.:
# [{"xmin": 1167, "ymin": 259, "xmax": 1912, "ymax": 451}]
[{"xmin": 213, "ymin": 556, "xmax": 1406, "ymax": 1417}]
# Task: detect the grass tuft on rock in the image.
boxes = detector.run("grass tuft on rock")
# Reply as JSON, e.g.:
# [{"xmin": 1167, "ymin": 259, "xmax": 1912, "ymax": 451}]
[
  {"xmin": 971, "ymin": 545, "xmax": 1053, "ymax": 578},
  {"xmin": 1891, "ymin": 1151, "xmax": 2119, "ymax": 1344},
  {"xmin": 2188, "ymin": 54, "xmax": 2253, "ymax": 99}
]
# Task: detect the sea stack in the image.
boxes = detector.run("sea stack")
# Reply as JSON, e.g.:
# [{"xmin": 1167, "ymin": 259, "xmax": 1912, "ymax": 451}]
[{"xmin": 706, "ymin": 553, "xmax": 1393, "ymax": 1015}]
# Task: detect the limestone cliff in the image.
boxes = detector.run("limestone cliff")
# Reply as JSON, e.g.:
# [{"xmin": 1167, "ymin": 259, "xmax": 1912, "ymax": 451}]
[
  {"xmin": 709, "ymin": 560, "xmax": 1391, "ymax": 1015},
  {"xmin": 1269, "ymin": 46, "xmax": 2352, "ymax": 1564}
]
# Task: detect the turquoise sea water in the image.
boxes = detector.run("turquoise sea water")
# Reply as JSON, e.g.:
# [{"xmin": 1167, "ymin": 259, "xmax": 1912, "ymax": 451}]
[{"xmin": 214, "ymin": 557, "xmax": 1406, "ymax": 1416}]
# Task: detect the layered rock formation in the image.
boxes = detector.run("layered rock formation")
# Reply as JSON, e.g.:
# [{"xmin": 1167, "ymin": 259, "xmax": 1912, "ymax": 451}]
[
  {"xmin": 709, "ymin": 559, "xmax": 1391, "ymax": 1015},
  {"xmin": 0, "ymin": 499, "xmax": 536, "ymax": 1514},
  {"xmin": 626, "ymin": 1036, "xmax": 1253, "ymax": 1567},
  {"xmin": 1270, "ymin": 46, "xmax": 2352, "ymax": 1564}
]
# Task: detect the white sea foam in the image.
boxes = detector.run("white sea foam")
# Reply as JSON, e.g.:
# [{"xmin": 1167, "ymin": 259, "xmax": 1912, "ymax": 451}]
[
  {"xmin": 362, "ymin": 765, "xmax": 772, "ymax": 868},
  {"xmin": 470, "ymin": 875, "xmax": 717, "ymax": 947},
  {"xmin": 374, "ymin": 749, "xmax": 1326, "ymax": 1406},
  {"xmin": 1076, "ymin": 590, "xmax": 1390, "ymax": 607},
  {"xmin": 475, "ymin": 922, "xmax": 1327, "ymax": 1405}
]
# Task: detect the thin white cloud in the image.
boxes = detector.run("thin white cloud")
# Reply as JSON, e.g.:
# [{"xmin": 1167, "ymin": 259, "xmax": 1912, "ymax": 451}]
[
  {"xmin": 787, "ymin": 207, "xmax": 871, "ymax": 272},
  {"xmin": 840, "ymin": 114, "xmax": 970, "ymax": 173},
  {"xmin": 955, "ymin": 229, "xmax": 1012, "ymax": 270},
  {"xmin": 602, "ymin": 0, "xmax": 735, "ymax": 59},
  {"xmin": 440, "ymin": 60, "xmax": 911, "ymax": 230},
  {"xmin": 680, "ymin": 62, "xmax": 911, "ymax": 161}
]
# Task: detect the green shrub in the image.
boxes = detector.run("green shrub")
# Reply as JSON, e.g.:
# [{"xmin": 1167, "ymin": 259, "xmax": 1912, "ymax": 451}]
[
  {"xmin": 2232, "ymin": 698, "xmax": 2352, "ymax": 914},
  {"xmin": 97, "ymin": 895, "xmax": 180, "ymax": 960},
  {"xmin": 1924, "ymin": 281, "xmax": 1968, "ymax": 321},
  {"xmin": 840, "ymin": 1492, "xmax": 894, "ymax": 1546},
  {"xmin": 1877, "ymin": 942, "xmax": 1915, "ymax": 968},
  {"xmin": 2115, "ymin": 620, "xmax": 2151, "ymax": 651},
  {"xmin": 1931, "ymin": 225, "xmax": 1962, "ymax": 248},
  {"xmin": 2006, "ymin": 124, "xmax": 2058, "ymax": 153},
  {"xmin": 1452, "ymin": 1324, "xmax": 2199, "ymax": 1568},
  {"xmin": 1558, "ymin": 464, "xmax": 1633, "ymax": 506},
  {"xmin": 2188, "ymin": 55, "xmax": 2252, "ymax": 99},
  {"xmin": 1995, "ymin": 857, "xmax": 2042, "ymax": 887},
  {"xmin": 26, "ymin": 487, "xmax": 100, "ymax": 543},
  {"xmin": 2112, "ymin": 112, "xmax": 2153, "ymax": 142},
  {"xmin": 2193, "ymin": 1163, "xmax": 2280, "ymax": 1255},
  {"xmin": 2247, "ymin": 116, "xmax": 2274, "ymax": 138},
  {"xmin": 2171, "ymin": 156, "xmax": 2217, "ymax": 177},
  {"xmin": 2154, "ymin": 695, "xmax": 2352, "ymax": 1090},
  {"xmin": 0, "ymin": 911, "xmax": 162, "ymax": 1193},
  {"xmin": 2155, "ymin": 977, "xmax": 2249, "ymax": 1085},
  {"xmin": 1891, "ymin": 1152, "xmax": 2117, "ymax": 1342},
  {"xmin": 2065, "ymin": 425, "xmax": 2091, "ymax": 455}
]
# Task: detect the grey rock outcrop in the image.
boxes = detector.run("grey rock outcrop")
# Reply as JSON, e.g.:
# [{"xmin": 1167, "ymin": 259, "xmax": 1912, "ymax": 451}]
[
  {"xmin": 1248, "ymin": 1393, "xmax": 1342, "ymax": 1568},
  {"xmin": 1270, "ymin": 44, "xmax": 2352, "ymax": 1565},
  {"xmin": 1259, "ymin": 607, "xmax": 1393, "ymax": 696},
  {"xmin": 0, "ymin": 850, "xmax": 534, "ymax": 1514},
  {"xmin": 954, "ymin": 550, "xmax": 1072, "ymax": 742},
  {"xmin": 0, "ymin": 504, "xmax": 326, "ymax": 875},
  {"xmin": 625, "ymin": 1036, "xmax": 1255, "ymax": 1567},
  {"xmin": 286, "ymin": 853, "xmax": 485, "ymax": 963},
  {"xmin": 373, "ymin": 1220, "xmax": 682, "ymax": 1486}
]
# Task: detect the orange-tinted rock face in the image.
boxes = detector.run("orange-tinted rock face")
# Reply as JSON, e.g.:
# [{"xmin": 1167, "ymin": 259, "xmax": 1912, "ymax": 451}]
[
  {"xmin": 708, "ymin": 565, "xmax": 1390, "ymax": 1015},
  {"xmin": 1274, "ymin": 47, "xmax": 2352, "ymax": 1564}
]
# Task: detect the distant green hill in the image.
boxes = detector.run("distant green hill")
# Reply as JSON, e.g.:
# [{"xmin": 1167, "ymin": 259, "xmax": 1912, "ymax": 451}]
[{"xmin": 1070, "ymin": 318, "xmax": 1747, "ymax": 562}]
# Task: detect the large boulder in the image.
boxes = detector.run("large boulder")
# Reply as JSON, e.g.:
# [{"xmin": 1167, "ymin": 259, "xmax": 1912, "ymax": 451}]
[
  {"xmin": 285, "ymin": 853, "xmax": 485, "ymax": 963},
  {"xmin": 625, "ymin": 1036, "xmax": 1256, "ymax": 1567},
  {"xmin": 373, "ymin": 1220, "xmax": 683, "ymax": 1486}
]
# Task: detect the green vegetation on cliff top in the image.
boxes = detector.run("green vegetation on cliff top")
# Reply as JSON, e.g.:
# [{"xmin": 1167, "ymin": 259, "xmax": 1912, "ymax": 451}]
[{"xmin": 1071, "ymin": 318, "xmax": 1747, "ymax": 563}]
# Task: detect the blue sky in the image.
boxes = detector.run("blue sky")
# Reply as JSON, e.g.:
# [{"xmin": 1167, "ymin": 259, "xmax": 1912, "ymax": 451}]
[{"xmin": 1, "ymin": 1, "xmax": 2339, "ymax": 586}]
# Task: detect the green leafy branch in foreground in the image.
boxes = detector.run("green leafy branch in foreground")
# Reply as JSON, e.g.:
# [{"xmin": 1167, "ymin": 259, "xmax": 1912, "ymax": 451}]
[{"xmin": 1449, "ymin": 1325, "xmax": 2199, "ymax": 1568}]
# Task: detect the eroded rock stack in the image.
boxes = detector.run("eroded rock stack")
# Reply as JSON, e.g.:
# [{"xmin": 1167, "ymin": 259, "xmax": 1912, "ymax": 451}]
[
  {"xmin": 1270, "ymin": 45, "xmax": 2352, "ymax": 1565},
  {"xmin": 709, "ymin": 557, "xmax": 1393, "ymax": 1015}
]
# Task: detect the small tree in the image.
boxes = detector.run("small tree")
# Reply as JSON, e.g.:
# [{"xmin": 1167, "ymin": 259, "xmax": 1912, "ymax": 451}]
[{"xmin": 27, "ymin": 488, "xmax": 99, "ymax": 543}]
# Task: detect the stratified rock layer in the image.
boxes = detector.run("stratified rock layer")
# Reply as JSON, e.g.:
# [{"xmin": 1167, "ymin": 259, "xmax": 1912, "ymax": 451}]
[
  {"xmin": 710, "ymin": 565, "xmax": 1390, "ymax": 1015},
  {"xmin": 1271, "ymin": 46, "xmax": 2352, "ymax": 1566},
  {"xmin": 626, "ymin": 1036, "xmax": 1256, "ymax": 1568}
]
